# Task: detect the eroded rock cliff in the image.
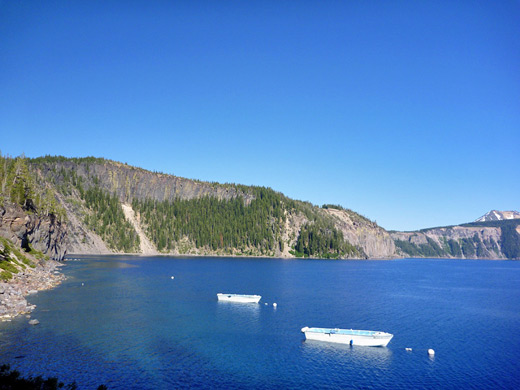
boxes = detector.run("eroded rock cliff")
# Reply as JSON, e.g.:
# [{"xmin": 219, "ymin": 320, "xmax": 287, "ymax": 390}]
[
  {"xmin": 324, "ymin": 208, "xmax": 396, "ymax": 259},
  {"xmin": 391, "ymin": 226, "xmax": 505, "ymax": 259},
  {"xmin": 33, "ymin": 158, "xmax": 252, "ymax": 203},
  {"xmin": 0, "ymin": 203, "xmax": 67, "ymax": 260},
  {"xmin": 32, "ymin": 158, "xmax": 400, "ymax": 259}
]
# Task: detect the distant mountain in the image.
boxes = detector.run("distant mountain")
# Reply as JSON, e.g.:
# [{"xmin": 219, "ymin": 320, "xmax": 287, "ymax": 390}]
[
  {"xmin": 475, "ymin": 210, "xmax": 520, "ymax": 222},
  {"xmin": 391, "ymin": 218, "xmax": 520, "ymax": 260}
]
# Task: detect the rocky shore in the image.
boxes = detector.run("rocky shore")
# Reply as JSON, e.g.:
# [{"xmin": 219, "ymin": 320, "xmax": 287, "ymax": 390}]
[{"xmin": 0, "ymin": 260, "xmax": 65, "ymax": 321}]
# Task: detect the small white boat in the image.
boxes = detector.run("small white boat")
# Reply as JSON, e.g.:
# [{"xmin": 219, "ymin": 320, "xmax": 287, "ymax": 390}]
[
  {"xmin": 301, "ymin": 326, "xmax": 393, "ymax": 347},
  {"xmin": 217, "ymin": 293, "xmax": 261, "ymax": 303}
]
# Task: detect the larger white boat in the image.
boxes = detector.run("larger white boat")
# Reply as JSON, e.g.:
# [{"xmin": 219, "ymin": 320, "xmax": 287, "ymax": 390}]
[
  {"xmin": 217, "ymin": 293, "xmax": 261, "ymax": 303},
  {"xmin": 301, "ymin": 326, "xmax": 393, "ymax": 347}
]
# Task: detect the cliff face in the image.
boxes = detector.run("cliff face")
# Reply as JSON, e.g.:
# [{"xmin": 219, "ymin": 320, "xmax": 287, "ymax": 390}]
[
  {"xmin": 26, "ymin": 157, "xmax": 520, "ymax": 260},
  {"xmin": 31, "ymin": 158, "xmax": 398, "ymax": 259},
  {"xmin": 5, "ymin": 154, "xmax": 518, "ymax": 269},
  {"xmin": 391, "ymin": 226, "xmax": 506, "ymax": 259},
  {"xmin": 53, "ymin": 191, "xmax": 112, "ymax": 255},
  {"xmin": 324, "ymin": 208, "xmax": 396, "ymax": 258},
  {"xmin": 34, "ymin": 159, "xmax": 252, "ymax": 203},
  {"xmin": 0, "ymin": 203, "xmax": 67, "ymax": 260},
  {"xmin": 32, "ymin": 159, "xmax": 255, "ymax": 255}
]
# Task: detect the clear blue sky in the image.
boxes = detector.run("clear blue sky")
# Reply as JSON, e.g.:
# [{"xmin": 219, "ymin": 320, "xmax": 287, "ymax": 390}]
[{"xmin": 1, "ymin": 1, "xmax": 519, "ymax": 231}]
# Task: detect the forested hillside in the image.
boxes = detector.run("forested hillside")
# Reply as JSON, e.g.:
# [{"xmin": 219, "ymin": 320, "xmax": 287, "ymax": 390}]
[
  {"xmin": 28, "ymin": 155, "xmax": 370, "ymax": 258},
  {"xmin": 83, "ymin": 186, "xmax": 140, "ymax": 252},
  {"xmin": 1, "ymin": 154, "xmax": 517, "ymax": 260},
  {"xmin": 132, "ymin": 189, "xmax": 360, "ymax": 258}
]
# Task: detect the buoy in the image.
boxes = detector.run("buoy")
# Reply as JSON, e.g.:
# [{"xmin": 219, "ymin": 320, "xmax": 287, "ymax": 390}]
[
  {"xmin": 171, "ymin": 276, "xmax": 174, "ymax": 280},
  {"xmin": 273, "ymin": 303, "xmax": 277, "ymax": 307},
  {"xmin": 405, "ymin": 348, "xmax": 412, "ymax": 351},
  {"xmin": 428, "ymin": 349, "xmax": 435, "ymax": 356},
  {"xmin": 81, "ymin": 283, "xmax": 84, "ymax": 286}
]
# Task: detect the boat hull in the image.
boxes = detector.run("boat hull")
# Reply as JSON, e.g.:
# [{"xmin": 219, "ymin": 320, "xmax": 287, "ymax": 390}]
[
  {"xmin": 301, "ymin": 327, "xmax": 393, "ymax": 347},
  {"xmin": 217, "ymin": 293, "xmax": 261, "ymax": 303}
]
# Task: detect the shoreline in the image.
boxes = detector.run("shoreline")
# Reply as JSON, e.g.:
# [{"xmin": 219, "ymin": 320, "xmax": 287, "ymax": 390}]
[
  {"xmin": 65, "ymin": 252, "xmax": 513, "ymax": 260},
  {"xmin": 65, "ymin": 252, "xmax": 381, "ymax": 260},
  {"xmin": 0, "ymin": 260, "xmax": 66, "ymax": 322}
]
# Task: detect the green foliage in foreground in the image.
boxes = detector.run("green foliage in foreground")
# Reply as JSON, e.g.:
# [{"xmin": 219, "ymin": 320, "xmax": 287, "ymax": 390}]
[
  {"xmin": 293, "ymin": 222, "xmax": 360, "ymax": 258},
  {"xmin": 132, "ymin": 187, "xmax": 285, "ymax": 254},
  {"xmin": 0, "ymin": 363, "xmax": 107, "ymax": 390},
  {"xmin": 82, "ymin": 186, "xmax": 140, "ymax": 252}
]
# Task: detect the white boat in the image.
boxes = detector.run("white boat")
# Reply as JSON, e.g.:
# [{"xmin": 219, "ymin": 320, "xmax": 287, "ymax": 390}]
[
  {"xmin": 301, "ymin": 326, "xmax": 393, "ymax": 347},
  {"xmin": 217, "ymin": 293, "xmax": 261, "ymax": 303}
]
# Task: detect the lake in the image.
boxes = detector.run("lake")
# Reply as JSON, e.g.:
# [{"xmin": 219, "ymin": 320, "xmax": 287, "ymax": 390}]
[{"xmin": 1, "ymin": 256, "xmax": 519, "ymax": 389}]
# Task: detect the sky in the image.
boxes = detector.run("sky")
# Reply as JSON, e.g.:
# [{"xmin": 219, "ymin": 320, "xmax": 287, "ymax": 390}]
[{"xmin": 1, "ymin": 0, "xmax": 519, "ymax": 231}]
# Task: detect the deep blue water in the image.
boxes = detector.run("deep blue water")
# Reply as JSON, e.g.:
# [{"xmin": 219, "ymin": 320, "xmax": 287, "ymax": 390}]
[{"xmin": 1, "ymin": 256, "xmax": 520, "ymax": 389}]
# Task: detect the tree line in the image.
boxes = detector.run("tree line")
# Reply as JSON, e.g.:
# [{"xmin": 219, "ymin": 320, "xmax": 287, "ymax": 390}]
[
  {"xmin": 132, "ymin": 187, "xmax": 286, "ymax": 254},
  {"xmin": 19, "ymin": 155, "xmax": 365, "ymax": 258},
  {"xmin": 82, "ymin": 186, "xmax": 140, "ymax": 253},
  {"xmin": 0, "ymin": 153, "xmax": 65, "ymax": 220},
  {"xmin": 293, "ymin": 222, "xmax": 360, "ymax": 258}
]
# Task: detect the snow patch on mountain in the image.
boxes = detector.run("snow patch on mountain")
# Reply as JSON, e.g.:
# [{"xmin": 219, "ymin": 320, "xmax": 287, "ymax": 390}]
[{"xmin": 475, "ymin": 210, "xmax": 520, "ymax": 222}]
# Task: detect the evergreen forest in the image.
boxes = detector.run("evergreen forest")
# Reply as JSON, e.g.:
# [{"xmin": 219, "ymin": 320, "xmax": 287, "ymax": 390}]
[
  {"xmin": 293, "ymin": 222, "xmax": 360, "ymax": 258},
  {"xmin": 132, "ymin": 187, "xmax": 286, "ymax": 255},
  {"xmin": 0, "ymin": 153, "xmax": 65, "ymax": 219},
  {"xmin": 132, "ymin": 187, "xmax": 359, "ymax": 258},
  {"xmin": 82, "ymin": 186, "xmax": 140, "ymax": 253}
]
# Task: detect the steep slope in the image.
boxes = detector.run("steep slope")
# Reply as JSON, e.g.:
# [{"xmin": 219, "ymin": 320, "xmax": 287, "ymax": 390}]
[
  {"xmin": 322, "ymin": 207, "xmax": 395, "ymax": 258},
  {"xmin": 0, "ymin": 203, "xmax": 67, "ymax": 261},
  {"xmin": 29, "ymin": 156, "xmax": 395, "ymax": 259},
  {"xmin": 391, "ymin": 219, "xmax": 520, "ymax": 260},
  {"xmin": 4, "ymin": 155, "xmax": 517, "ymax": 260},
  {"xmin": 120, "ymin": 203, "xmax": 158, "ymax": 255},
  {"xmin": 0, "ymin": 155, "xmax": 67, "ymax": 260},
  {"xmin": 31, "ymin": 156, "xmax": 252, "ymax": 204}
]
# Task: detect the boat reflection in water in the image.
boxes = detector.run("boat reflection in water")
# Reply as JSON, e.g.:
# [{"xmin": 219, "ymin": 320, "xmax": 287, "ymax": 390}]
[{"xmin": 300, "ymin": 336, "xmax": 393, "ymax": 367}]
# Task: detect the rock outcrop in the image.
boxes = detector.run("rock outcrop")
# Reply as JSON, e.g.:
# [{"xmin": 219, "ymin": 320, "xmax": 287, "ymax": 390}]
[
  {"xmin": 34, "ymin": 159, "xmax": 253, "ymax": 203},
  {"xmin": 29, "ymin": 157, "xmax": 519, "ymax": 260},
  {"xmin": 54, "ymin": 191, "xmax": 112, "ymax": 255},
  {"xmin": 324, "ymin": 208, "xmax": 396, "ymax": 259},
  {"xmin": 391, "ymin": 226, "xmax": 506, "ymax": 259},
  {"xmin": 0, "ymin": 203, "xmax": 67, "ymax": 260},
  {"xmin": 121, "ymin": 203, "xmax": 158, "ymax": 255},
  {"xmin": 32, "ymin": 158, "xmax": 400, "ymax": 259},
  {"xmin": 0, "ymin": 260, "xmax": 65, "ymax": 320}
]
